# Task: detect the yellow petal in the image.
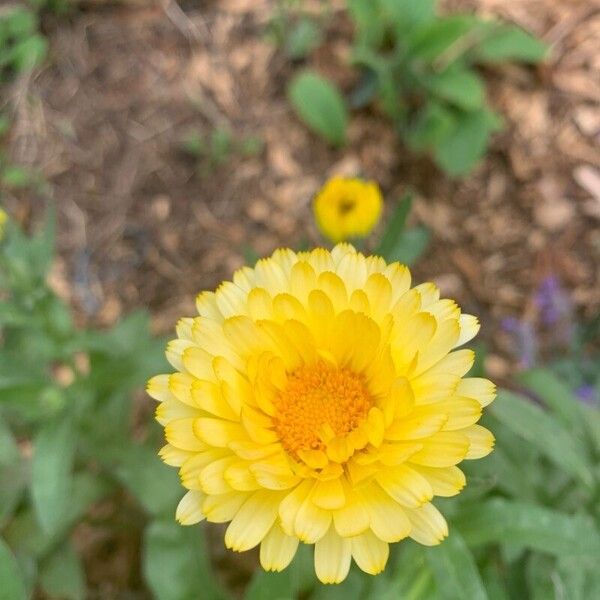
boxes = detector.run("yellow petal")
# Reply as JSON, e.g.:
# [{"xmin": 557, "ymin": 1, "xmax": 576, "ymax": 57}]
[
  {"xmin": 405, "ymin": 502, "xmax": 448, "ymax": 545},
  {"xmin": 158, "ymin": 444, "xmax": 193, "ymax": 467},
  {"xmin": 176, "ymin": 490, "xmax": 205, "ymax": 525},
  {"xmin": 414, "ymin": 465, "xmax": 466, "ymax": 497},
  {"xmin": 166, "ymin": 417, "xmax": 207, "ymax": 451},
  {"xmin": 215, "ymin": 281, "xmax": 248, "ymax": 318},
  {"xmin": 224, "ymin": 461, "xmax": 260, "ymax": 491},
  {"xmin": 294, "ymin": 489, "xmax": 332, "ymax": 543},
  {"xmin": 312, "ymin": 477, "xmax": 345, "ymax": 510},
  {"xmin": 260, "ymin": 523, "xmax": 299, "ymax": 572},
  {"xmin": 365, "ymin": 408, "xmax": 384, "ymax": 448},
  {"xmin": 386, "ymin": 413, "xmax": 447, "ymax": 441},
  {"xmin": 147, "ymin": 375, "xmax": 173, "ymax": 402},
  {"xmin": 314, "ymin": 525, "xmax": 352, "ymax": 584},
  {"xmin": 278, "ymin": 480, "xmax": 313, "ymax": 536},
  {"xmin": 408, "ymin": 432, "xmax": 469, "ymax": 467},
  {"xmin": 155, "ymin": 399, "xmax": 200, "ymax": 426},
  {"xmin": 413, "ymin": 319, "xmax": 460, "ymax": 376},
  {"xmin": 180, "ymin": 449, "xmax": 229, "ymax": 490},
  {"xmin": 225, "ymin": 490, "xmax": 283, "ymax": 551},
  {"xmin": 250, "ymin": 455, "xmax": 300, "ymax": 490},
  {"xmin": 351, "ymin": 529, "xmax": 389, "ymax": 575},
  {"xmin": 196, "ymin": 291, "xmax": 223, "ymax": 321},
  {"xmin": 194, "ymin": 418, "xmax": 245, "ymax": 447},
  {"xmin": 318, "ymin": 271, "xmax": 348, "ymax": 312},
  {"xmin": 360, "ymin": 484, "xmax": 411, "ymax": 543},
  {"xmin": 412, "ymin": 398, "xmax": 482, "ymax": 431},
  {"xmin": 463, "ymin": 425, "xmax": 495, "ymax": 459},
  {"xmin": 202, "ymin": 491, "xmax": 248, "ymax": 523},
  {"xmin": 191, "ymin": 380, "xmax": 237, "ymax": 420},
  {"xmin": 376, "ymin": 465, "xmax": 433, "ymax": 508},
  {"xmin": 199, "ymin": 456, "xmax": 237, "ymax": 494},
  {"xmin": 364, "ymin": 273, "xmax": 392, "ymax": 320},
  {"xmin": 456, "ymin": 314, "xmax": 480, "ymax": 347},
  {"xmin": 456, "ymin": 377, "xmax": 496, "ymax": 407},
  {"xmin": 421, "ymin": 349, "xmax": 474, "ymax": 378},
  {"xmin": 333, "ymin": 485, "xmax": 370, "ymax": 537}
]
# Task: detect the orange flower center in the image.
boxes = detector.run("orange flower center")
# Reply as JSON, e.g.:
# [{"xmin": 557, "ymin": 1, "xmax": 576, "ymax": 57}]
[{"xmin": 273, "ymin": 361, "xmax": 372, "ymax": 458}]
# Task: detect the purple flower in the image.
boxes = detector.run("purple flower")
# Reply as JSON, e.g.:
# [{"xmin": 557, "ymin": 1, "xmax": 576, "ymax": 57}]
[
  {"xmin": 575, "ymin": 384, "xmax": 598, "ymax": 406},
  {"xmin": 501, "ymin": 317, "xmax": 537, "ymax": 369}
]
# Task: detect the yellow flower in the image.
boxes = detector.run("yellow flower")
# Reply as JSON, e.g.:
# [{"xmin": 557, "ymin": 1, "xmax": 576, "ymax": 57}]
[
  {"xmin": 148, "ymin": 244, "xmax": 495, "ymax": 584},
  {"xmin": 0, "ymin": 208, "xmax": 7, "ymax": 240},
  {"xmin": 313, "ymin": 177, "xmax": 383, "ymax": 243}
]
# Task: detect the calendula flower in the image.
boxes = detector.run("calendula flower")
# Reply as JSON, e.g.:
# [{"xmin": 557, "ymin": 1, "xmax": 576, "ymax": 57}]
[
  {"xmin": 148, "ymin": 244, "xmax": 495, "ymax": 584},
  {"xmin": 0, "ymin": 208, "xmax": 7, "ymax": 240},
  {"xmin": 313, "ymin": 177, "xmax": 383, "ymax": 243}
]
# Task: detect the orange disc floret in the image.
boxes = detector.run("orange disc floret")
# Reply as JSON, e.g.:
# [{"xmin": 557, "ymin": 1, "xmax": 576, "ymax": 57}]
[{"xmin": 273, "ymin": 361, "xmax": 372, "ymax": 457}]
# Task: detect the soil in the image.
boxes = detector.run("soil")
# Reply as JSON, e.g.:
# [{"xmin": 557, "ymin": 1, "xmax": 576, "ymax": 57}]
[{"xmin": 2, "ymin": 0, "xmax": 600, "ymax": 596}]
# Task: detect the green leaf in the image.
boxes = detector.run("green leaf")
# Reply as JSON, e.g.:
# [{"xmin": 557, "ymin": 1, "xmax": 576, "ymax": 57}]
[
  {"xmin": 288, "ymin": 71, "xmax": 348, "ymax": 146},
  {"xmin": 405, "ymin": 101, "xmax": 456, "ymax": 152},
  {"xmin": 423, "ymin": 67, "xmax": 485, "ymax": 111},
  {"xmin": 115, "ymin": 443, "xmax": 181, "ymax": 516},
  {"xmin": 286, "ymin": 18, "xmax": 322, "ymax": 60},
  {"xmin": 1, "ymin": 166, "xmax": 30, "ymax": 189},
  {"xmin": 526, "ymin": 554, "xmax": 559, "ymax": 600},
  {"xmin": 31, "ymin": 412, "xmax": 77, "ymax": 535},
  {"xmin": 246, "ymin": 545, "xmax": 313, "ymax": 600},
  {"xmin": 375, "ymin": 195, "xmax": 431, "ymax": 265},
  {"xmin": 5, "ymin": 472, "xmax": 111, "ymax": 560},
  {"xmin": 407, "ymin": 16, "xmax": 477, "ymax": 61},
  {"xmin": 381, "ymin": 225, "xmax": 431, "ymax": 266},
  {"xmin": 348, "ymin": 0, "xmax": 385, "ymax": 49},
  {"xmin": 0, "ymin": 537, "xmax": 26, "ymax": 600},
  {"xmin": 491, "ymin": 390, "xmax": 594, "ymax": 487},
  {"xmin": 376, "ymin": 194, "xmax": 412, "ymax": 257},
  {"xmin": 426, "ymin": 530, "xmax": 488, "ymax": 600},
  {"xmin": 11, "ymin": 35, "xmax": 48, "ymax": 72},
  {"xmin": 39, "ymin": 541, "xmax": 86, "ymax": 600},
  {"xmin": 434, "ymin": 108, "xmax": 500, "ymax": 176},
  {"xmin": 380, "ymin": 0, "xmax": 435, "ymax": 38},
  {"xmin": 455, "ymin": 498, "xmax": 600, "ymax": 555},
  {"xmin": 143, "ymin": 520, "xmax": 228, "ymax": 600},
  {"xmin": 518, "ymin": 368, "xmax": 585, "ymax": 432},
  {"xmin": 474, "ymin": 24, "xmax": 547, "ymax": 64},
  {"xmin": 385, "ymin": 542, "xmax": 435, "ymax": 600}
]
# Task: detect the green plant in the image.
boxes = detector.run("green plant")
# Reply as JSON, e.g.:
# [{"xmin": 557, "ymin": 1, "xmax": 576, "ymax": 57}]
[
  {"xmin": 0, "ymin": 213, "xmax": 227, "ymax": 599},
  {"xmin": 0, "ymin": 6, "xmax": 47, "ymax": 81},
  {"xmin": 182, "ymin": 127, "xmax": 264, "ymax": 173},
  {"xmin": 266, "ymin": 0, "xmax": 327, "ymax": 61},
  {"xmin": 288, "ymin": 0, "xmax": 546, "ymax": 175}
]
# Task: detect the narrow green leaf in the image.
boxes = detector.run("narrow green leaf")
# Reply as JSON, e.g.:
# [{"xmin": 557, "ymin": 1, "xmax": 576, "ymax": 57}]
[
  {"xmin": 474, "ymin": 24, "xmax": 547, "ymax": 64},
  {"xmin": 491, "ymin": 390, "xmax": 593, "ymax": 486},
  {"xmin": 455, "ymin": 498, "xmax": 600, "ymax": 555},
  {"xmin": 433, "ymin": 108, "xmax": 500, "ymax": 176},
  {"xmin": 423, "ymin": 67, "xmax": 485, "ymax": 111},
  {"xmin": 288, "ymin": 71, "xmax": 348, "ymax": 146},
  {"xmin": 348, "ymin": 0, "xmax": 385, "ymax": 49},
  {"xmin": 426, "ymin": 530, "xmax": 488, "ymax": 600},
  {"xmin": 518, "ymin": 368, "xmax": 585, "ymax": 431},
  {"xmin": 375, "ymin": 194, "xmax": 413, "ymax": 257},
  {"xmin": 0, "ymin": 537, "xmax": 27, "ymax": 600},
  {"xmin": 143, "ymin": 520, "xmax": 228, "ymax": 600},
  {"xmin": 31, "ymin": 412, "xmax": 77, "ymax": 535},
  {"xmin": 39, "ymin": 541, "xmax": 86, "ymax": 600},
  {"xmin": 407, "ymin": 16, "xmax": 477, "ymax": 61}
]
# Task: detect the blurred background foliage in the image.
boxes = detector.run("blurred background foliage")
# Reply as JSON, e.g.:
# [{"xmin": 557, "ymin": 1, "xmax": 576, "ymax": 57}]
[{"xmin": 1, "ymin": 0, "xmax": 599, "ymax": 598}]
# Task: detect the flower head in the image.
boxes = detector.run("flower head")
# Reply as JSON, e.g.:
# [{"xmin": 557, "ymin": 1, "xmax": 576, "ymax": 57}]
[
  {"xmin": 313, "ymin": 177, "xmax": 383, "ymax": 243},
  {"xmin": 148, "ymin": 244, "xmax": 495, "ymax": 584},
  {"xmin": 0, "ymin": 208, "xmax": 7, "ymax": 240}
]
